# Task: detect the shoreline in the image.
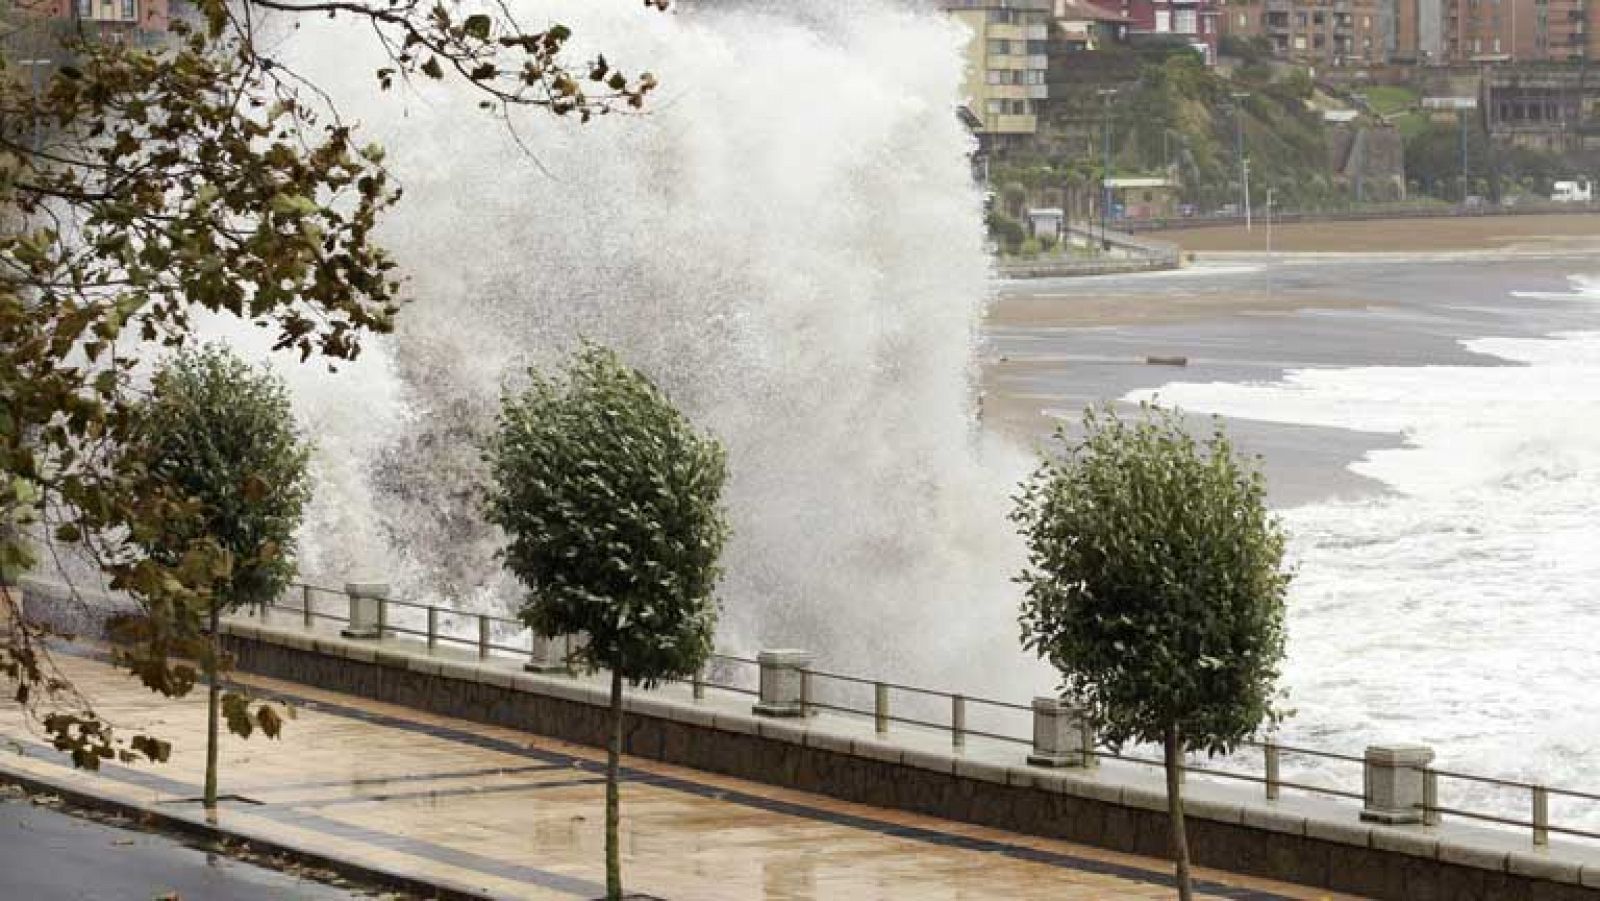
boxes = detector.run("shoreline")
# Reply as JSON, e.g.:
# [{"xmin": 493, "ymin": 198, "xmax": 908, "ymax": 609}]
[{"xmin": 1156, "ymin": 213, "xmax": 1600, "ymax": 255}]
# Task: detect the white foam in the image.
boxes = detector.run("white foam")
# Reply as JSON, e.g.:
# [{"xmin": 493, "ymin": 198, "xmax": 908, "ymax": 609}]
[
  {"xmin": 1129, "ymin": 276, "xmax": 1600, "ymax": 811},
  {"xmin": 185, "ymin": 0, "xmax": 1048, "ymax": 695}
]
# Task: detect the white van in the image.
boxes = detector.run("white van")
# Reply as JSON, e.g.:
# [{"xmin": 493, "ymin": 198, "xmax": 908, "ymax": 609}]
[{"xmin": 1552, "ymin": 179, "xmax": 1592, "ymax": 203}]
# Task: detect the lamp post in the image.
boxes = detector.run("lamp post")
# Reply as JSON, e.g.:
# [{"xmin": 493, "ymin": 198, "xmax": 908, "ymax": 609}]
[
  {"xmin": 1231, "ymin": 91, "xmax": 1252, "ymax": 230},
  {"xmin": 1265, "ymin": 186, "xmax": 1275, "ymax": 298},
  {"xmin": 1098, "ymin": 88, "xmax": 1118, "ymax": 252}
]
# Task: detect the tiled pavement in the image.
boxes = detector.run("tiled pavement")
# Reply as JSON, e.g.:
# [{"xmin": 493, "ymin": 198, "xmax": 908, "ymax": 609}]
[{"xmin": 0, "ymin": 649, "xmax": 1354, "ymax": 900}]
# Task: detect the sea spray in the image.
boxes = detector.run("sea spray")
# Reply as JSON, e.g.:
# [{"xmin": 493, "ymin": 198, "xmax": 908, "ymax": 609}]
[{"xmin": 193, "ymin": 0, "xmax": 1047, "ymax": 694}]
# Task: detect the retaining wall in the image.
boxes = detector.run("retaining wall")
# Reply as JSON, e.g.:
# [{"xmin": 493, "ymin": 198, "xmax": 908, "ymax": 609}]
[{"xmin": 221, "ymin": 618, "xmax": 1600, "ymax": 901}]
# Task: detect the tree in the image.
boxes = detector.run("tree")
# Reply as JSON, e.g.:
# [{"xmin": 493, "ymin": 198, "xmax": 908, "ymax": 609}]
[
  {"xmin": 484, "ymin": 345, "xmax": 728, "ymax": 901},
  {"xmin": 1013, "ymin": 403, "xmax": 1291, "ymax": 901},
  {"xmin": 126, "ymin": 345, "xmax": 311, "ymax": 810},
  {"xmin": 0, "ymin": 0, "xmax": 668, "ymax": 768}
]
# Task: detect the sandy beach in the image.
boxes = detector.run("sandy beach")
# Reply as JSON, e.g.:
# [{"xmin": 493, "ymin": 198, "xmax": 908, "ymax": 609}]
[{"xmin": 1155, "ymin": 212, "xmax": 1600, "ymax": 254}]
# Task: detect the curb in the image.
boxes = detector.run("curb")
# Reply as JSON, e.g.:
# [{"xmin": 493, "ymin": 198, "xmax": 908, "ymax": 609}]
[{"xmin": 0, "ymin": 759, "xmax": 499, "ymax": 901}]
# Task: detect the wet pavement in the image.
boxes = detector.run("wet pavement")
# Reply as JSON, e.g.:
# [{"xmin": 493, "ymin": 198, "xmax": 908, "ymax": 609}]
[
  {"xmin": 0, "ymin": 648, "xmax": 1352, "ymax": 901},
  {"xmin": 0, "ymin": 793, "xmax": 365, "ymax": 900}
]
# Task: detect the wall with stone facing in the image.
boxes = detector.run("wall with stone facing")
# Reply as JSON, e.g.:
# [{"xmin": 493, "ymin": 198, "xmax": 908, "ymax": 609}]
[{"xmin": 221, "ymin": 623, "xmax": 1600, "ymax": 901}]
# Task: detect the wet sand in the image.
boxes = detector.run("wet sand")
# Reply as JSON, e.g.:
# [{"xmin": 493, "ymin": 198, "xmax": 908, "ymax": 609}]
[
  {"xmin": 1158, "ymin": 212, "xmax": 1600, "ymax": 254},
  {"xmin": 977, "ymin": 250, "xmax": 1600, "ymax": 506},
  {"xmin": 989, "ymin": 288, "xmax": 1368, "ymax": 329}
]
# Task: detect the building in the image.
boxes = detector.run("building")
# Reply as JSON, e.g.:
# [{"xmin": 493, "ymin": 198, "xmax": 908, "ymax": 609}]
[
  {"xmin": 1118, "ymin": 0, "xmax": 1221, "ymax": 63},
  {"xmin": 1054, "ymin": 0, "xmax": 1133, "ymax": 50},
  {"xmin": 1395, "ymin": 0, "xmax": 1600, "ymax": 62},
  {"xmin": 1222, "ymin": 0, "xmax": 1385, "ymax": 66},
  {"xmin": 944, "ymin": 0, "xmax": 1054, "ymax": 154},
  {"xmin": 8, "ymin": 0, "xmax": 170, "ymax": 46},
  {"xmin": 1106, "ymin": 176, "xmax": 1181, "ymax": 218}
]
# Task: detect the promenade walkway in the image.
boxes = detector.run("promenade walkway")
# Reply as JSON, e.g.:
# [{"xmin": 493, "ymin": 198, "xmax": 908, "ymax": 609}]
[{"xmin": 0, "ymin": 649, "xmax": 1349, "ymax": 900}]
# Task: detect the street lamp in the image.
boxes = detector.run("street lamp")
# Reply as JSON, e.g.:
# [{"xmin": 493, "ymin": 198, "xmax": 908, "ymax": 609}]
[
  {"xmin": 1097, "ymin": 87, "xmax": 1118, "ymax": 251},
  {"xmin": 1230, "ymin": 91, "xmax": 1252, "ymax": 231}
]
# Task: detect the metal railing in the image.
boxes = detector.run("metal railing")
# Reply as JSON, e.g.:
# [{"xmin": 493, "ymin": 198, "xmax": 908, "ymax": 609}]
[{"xmin": 259, "ymin": 581, "xmax": 1599, "ymax": 849}]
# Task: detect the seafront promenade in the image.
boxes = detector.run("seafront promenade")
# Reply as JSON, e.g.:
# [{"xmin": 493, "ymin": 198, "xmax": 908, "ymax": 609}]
[{"xmin": 0, "ymin": 649, "xmax": 1330, "ymax": 900}]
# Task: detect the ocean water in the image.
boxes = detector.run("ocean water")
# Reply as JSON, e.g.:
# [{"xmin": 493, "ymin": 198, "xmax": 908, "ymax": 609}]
[{"xmin": 1129, "ymin": 273, "xmax": 1600, "ymax": 820}]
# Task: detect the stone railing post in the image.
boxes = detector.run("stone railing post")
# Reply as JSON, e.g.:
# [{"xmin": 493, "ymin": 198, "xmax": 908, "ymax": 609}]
[
  {"xmin": 1361, "ymin": 744, "xmax": 1436, "ymax": 824},
  {"xmin": 1028, "ymin": 697, "xmax": 1096, "ymax": 768},
  {"xmin": 340, "ymin": 582, "xmax": 388, "ymax": 640},
  {"xmin": 752, "ymin": 648, "xmax": 812, "ymax": 718},
  {"xmin": 526, "ymin": 633, "xmax": 571, "ymax": 674}
]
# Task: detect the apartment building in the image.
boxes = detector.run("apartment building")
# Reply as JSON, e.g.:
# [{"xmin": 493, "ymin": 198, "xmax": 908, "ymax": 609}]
[
  {"xmin": 11, "ymin": 0, "xmax": 171, "ymax": 44},
  {"xmin": 1119, "ymin": 0, "xmax": 1221, "ymax": 63},
  {"xmin": 1222, "ymin": 0, "xmax": 1385, "ymax": 65},
  {"xmin": 945, "ymin": 0, "xmax": 1054, "ymax": 152},
  {"xmin": 1395, "ymin": 0, "xmax": 1599, "ymax": 61}
]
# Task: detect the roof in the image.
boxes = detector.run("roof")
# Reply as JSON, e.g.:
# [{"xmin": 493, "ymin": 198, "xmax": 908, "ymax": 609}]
[{"xmin": 1054, "ymin": 0, "xmax": 1131, "ymax": 23}]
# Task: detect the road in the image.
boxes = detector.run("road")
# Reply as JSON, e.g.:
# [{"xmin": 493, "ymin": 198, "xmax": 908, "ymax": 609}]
[{"xmin": 0, "ymin": 794, "xmax": 370, "ymax": 901}]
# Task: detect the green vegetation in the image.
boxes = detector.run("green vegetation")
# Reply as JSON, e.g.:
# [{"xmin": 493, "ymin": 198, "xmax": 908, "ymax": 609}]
[
  {"xmin": 1, "ymin": 1, "xmax": 667, "ymax": 768},
  {"xmin": 1008, "ymin": 52, "xmax": 1338, "ymax": 214},
  {"xmin": 1403, "ymin": 117, "xmax": 1596, "ymax": 201},
  {"xmin": 485, "ymin": 345, "xmax": 729, "ymax": 901},
  {"xmin": 126, "ymin": 346, "xmax": 311, "ymax": 810},
  {"xmin": 1014, "ymin": 403, "xmax": 1291, "ymax": 901},
  {"xmin": 1363, "ymin": 85, "xmax": 1419, "ymax": 117}
]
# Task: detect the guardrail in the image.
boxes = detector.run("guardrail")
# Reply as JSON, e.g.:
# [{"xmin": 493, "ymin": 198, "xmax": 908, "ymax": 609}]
[
  {"xmin": 1121, "ymin": 200, "xmax": 1600, "ymax": 234},
  {"xmin": 262, "ymin": 580, "xmax": 1599, "ymax": 848}
]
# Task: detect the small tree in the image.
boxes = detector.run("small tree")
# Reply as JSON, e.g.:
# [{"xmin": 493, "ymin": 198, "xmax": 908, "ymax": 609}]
[
  {"xmin": 1013, "ymin": 403, "xmax": 1290, "ymax": 901},
  {"xmin": 485, "ymin": 345, "xmax": 728, "ymax": 901},
  {"xmin": 128, "ymin": 345, "xmax": 311, "ymax": 810}
]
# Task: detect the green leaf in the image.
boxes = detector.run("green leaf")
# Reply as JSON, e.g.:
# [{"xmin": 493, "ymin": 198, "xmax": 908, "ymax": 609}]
[{"xmin": 463, "ymin": 14, "xmax": 491, "ymax": 40}]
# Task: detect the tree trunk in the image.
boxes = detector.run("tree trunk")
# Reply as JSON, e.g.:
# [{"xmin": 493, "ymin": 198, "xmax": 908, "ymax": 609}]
[
  {"xmin": 605, "ymin": 666, "xmax": 623, "ymax": 900},
  {"xmin": 203, "ymin": 600, "xmax": 221, "ymax": 811},
  {"xmin": 1163, "ymin": 724, "xmax": 1193, "ymax": 901}
]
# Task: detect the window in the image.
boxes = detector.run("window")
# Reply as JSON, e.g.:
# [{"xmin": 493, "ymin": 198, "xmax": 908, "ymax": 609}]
[
  {"xmin": 1023, "ymin": 69, "xmax": 1046, "ymax": 84},
  {"xmin": 1313, "ymin": 11, "xmax": 1326, "ymax": 24},
  {"xmin": 1027, "ymin": 40, "xmax": 1049, "ymax": 54},
  {"xmin": 1363, "ymin": 15, "xmax": 1372, "ymax": 27},
  {"xmin": 1294, "ymin": 34, "xmax": 1308, "ymax": 48},
  {"xmin": 1175, "ymin": 8, "xmax": 1197, "ymax": 32},
  {"xmin": 986, "ymin": 99, "xmax": 1005, "ymax": 115},
  {"xmin": 75, "ymin": 0, "xmax": 89, "ymax": 16},
  {"xmin": 986, "ymin": 69, "xmax": 1004, "ymax": 84},
  {"xmin": 121, "ymin": 0, "xmax": 133, "ymax": 18},
  {"xmin": 1494, "ymin": 38, "xmax": 1502, "ymax": 51},
  {"xmin": 1156, "ymin": 10, "xmax": 1171, "ymax": 31},
  {"xmin": 1238, "ymin": 12, "xmax": 1248, "ymax": 26},
  {"xmin": 988, "ymin": 39, "xmax": 1010, "ymax": 55}
]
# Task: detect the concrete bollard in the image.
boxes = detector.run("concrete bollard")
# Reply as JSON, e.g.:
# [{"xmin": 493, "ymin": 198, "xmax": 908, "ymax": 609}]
[
  {"xmin": 525, "ymin": 633, "xmax": 571, "ymax": 674},
  {"xmin": 1361, "ymin": 744, "xmax": 1436, "ymax": 824},
  {"xmin": 752, "ymin": 648, "xmax": 812, "ymax": 718},
  {"xmin": 340, "ymin": 582, "xmax": 388, "ymax": 640},
  {"xmin": 1028, "ymin": 697, "xmax": 1096, "ymax": 768}
]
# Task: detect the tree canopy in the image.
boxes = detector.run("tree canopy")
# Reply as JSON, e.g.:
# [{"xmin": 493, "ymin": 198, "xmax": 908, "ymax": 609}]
[
  {"xmin": 484, "ymin": 344, "xmax": 727, "ymax": 686},
  {"xmin": 1015, "ymin": 403, "xmax": 1291, "ymax": 753},
  {"xmin": 0, "ymin": 0, "xmax": 669, "ymax": 767}
]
